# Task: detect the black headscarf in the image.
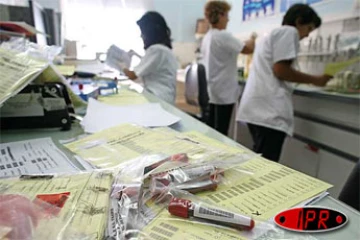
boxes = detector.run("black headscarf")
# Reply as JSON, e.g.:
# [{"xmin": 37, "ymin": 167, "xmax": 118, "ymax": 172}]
[{"xmin": 137, "ymin": 11, "xmax": 172, "ymax": 49}]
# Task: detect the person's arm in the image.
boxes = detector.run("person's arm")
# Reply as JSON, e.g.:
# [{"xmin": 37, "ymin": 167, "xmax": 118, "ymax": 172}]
[
  {"xmin": 123, "ymin": 68, "xmax": 138, "ymax": 80},
  {"xmin": 220, "ymin": 32, "xmax": 254, "ymax": 55},
  {"xmin": 122, "ymin": 48, "xmax": 160, "ymax": 81},
  {"xmin": 273, "ymin": 60, "xmax": 332, "ymax": 86},
  {"xmin": 123, "ymin": 47, "xmax": 159, "ymax": 81},
  {"xmin": 241, "ymin": 39, "xmax": 255, "ymax": 54},
  {"xmin": 271, "ymin": 28, "xmax": 331, "ymax": 86}
]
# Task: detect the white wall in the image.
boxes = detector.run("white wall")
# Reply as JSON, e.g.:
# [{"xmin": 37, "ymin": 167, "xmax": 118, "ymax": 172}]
[{"xmin": 150, "ymin": 0, "xmax": 206, "ymax": 66}]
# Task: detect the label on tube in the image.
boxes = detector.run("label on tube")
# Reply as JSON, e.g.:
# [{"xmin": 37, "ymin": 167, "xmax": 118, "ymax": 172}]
[{"xmin": 193, "ymin": 203, "xmax": 252, "ymax": 227}]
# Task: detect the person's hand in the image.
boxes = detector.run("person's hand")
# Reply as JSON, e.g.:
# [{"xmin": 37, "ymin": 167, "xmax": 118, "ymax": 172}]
[
  {"xmin": 313, "ymin": 74, "xmax": 332, "ymax": 87},
  {"xmin": 250, "ymin": 32, "xmax": 258, "ymax": 40}
]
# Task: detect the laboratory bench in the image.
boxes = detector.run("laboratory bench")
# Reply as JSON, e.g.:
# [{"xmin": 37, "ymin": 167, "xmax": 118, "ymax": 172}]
[
  {"xmin": 1, "ymin": 81, "xmax": 359, "ymax": 239},
  {"xmin": 236, "ymin": 80, "xmax": 360, "ymax": 198}
]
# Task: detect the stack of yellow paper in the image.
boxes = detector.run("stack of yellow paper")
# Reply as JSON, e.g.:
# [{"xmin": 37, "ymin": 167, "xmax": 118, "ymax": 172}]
[{"xmin": 0, "ymin": 48, "xmax": 47, "ymax": 106}]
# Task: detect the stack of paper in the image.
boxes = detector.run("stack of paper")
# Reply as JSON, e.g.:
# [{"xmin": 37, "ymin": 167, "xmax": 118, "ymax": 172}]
[
  {"xmin": 0, "ymin": 48, "xmax": 47, "ymax": 106},
  {"xmin": 81, "ymin": 99, "xmax": 180, "ymax": 133}
]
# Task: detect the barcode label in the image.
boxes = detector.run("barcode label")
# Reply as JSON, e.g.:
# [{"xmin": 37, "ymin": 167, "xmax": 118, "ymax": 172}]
[
  {"xmin": 149, "ymin": 232, "xmax": 169, "ymax": 240},
  {"xmin": 159, "ymin": 222, "xmax": 179, "ymax": 232},
  {"xmin": 198, "ymin": 206, "xmax": 234, "ymax": 218},
  {"xmin": 151, "ymin": 226, "xmax": 174, "ymax": 238},
  {"xmin": 193, "ymin": 204, "xmax": 251, "ymax": 226},
  {"xmin": 184, "ymin": 165, "xmax": 215, "ymax": 178}
]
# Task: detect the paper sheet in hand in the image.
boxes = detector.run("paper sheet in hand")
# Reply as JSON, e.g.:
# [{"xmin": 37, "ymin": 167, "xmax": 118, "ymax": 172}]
[
  {"xmin": 324, "ymin": 57, "xmax": 360, "ymax": 76},
  {"xmin": 81, "ymin": 98, "xmax": 180, "ymax": 133},
  {"xmin": 0, "ymin": 138, "xmax": 81, "ymax": 178},
  {"xmin": 105, "ymin": 45, "xmax": 131, "ymax": 71}
]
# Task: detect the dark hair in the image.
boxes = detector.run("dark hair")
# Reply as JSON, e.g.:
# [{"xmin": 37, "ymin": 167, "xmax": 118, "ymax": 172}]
[
  {"xmin": 204, "ymin": 1, "xmax": 231, "ymax": 25},
  {"xmin": 282, "ymin": 4, "xmax": 321, "ymax": 28},
  {"xmin": 137, "ymin": 11, "xmax": 172, "ymax": 49}
]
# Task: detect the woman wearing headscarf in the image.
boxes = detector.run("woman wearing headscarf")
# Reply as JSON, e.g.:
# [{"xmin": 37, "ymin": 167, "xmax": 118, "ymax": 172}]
[{"xmin": 122, "ymin": 11, "xmax": 178, "ymax": 105}]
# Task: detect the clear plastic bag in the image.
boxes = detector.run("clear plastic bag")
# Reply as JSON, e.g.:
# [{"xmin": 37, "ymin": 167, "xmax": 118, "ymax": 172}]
[
  {"xmin": 0, "ymin": 171, "xmax": 113, "ymax": 240},
  {"xmin": 0, "ymin": 194, "xmax": 40, "ymax": 240},
  {"xmin": 0, "ymin": 37, "xmax": 62, "ymax": 62},
  {"xmin": 106, "ymin": 152, "xmax": 255, "ymax": 240},
  {"xmin": 106, "ymin": 153, "xmax": 190, "ymax": 240},
  {"xmin": 137, "ymin": 189, "xmax": 275, "ymax": 240},
  {"xmin": 325, "ymin": 61, "xmax": 360, "ymax": 92}
]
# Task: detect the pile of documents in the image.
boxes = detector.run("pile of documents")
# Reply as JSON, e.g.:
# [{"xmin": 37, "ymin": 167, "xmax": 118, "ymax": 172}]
[{"xmin": 0, "ymin": 48, "xmax": 47, "ymax": 106}]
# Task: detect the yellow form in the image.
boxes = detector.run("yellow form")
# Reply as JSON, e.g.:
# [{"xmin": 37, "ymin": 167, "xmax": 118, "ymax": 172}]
[
  {"xmin": 64, "ymin": 124, "xmax": 215, "ymax": 168},
  {"xmin": 0, "ymin": 171, "xmax": 113, "ymax": 239},
  {"xmin": 0, "ymin": 48, "xmax": 47, "ymax": 105},
  {"xmin": 183, "ymin": 131, "xmax": 248, "ymax": 154},
  {"xmin": 54, "ymin": 65, "xmax": 76, "ymax": 76},
  {"xmin": 196, "ymin": 158, "xmax": 332, "ymax": 221},
  {"xmin": 64, "ymin": 125, "xmax": 253, "ymax": 169},
  {"xmin": 140, "ymin": 214, "xmax": 248, "ymax": 240},
  {"xmin": 98, "ymin": 88, "xmax": 149, "ymax": 106}
]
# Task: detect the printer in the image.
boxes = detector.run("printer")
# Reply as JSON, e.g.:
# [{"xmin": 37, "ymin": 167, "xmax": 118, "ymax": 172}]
[{"xmin": 0, "ymin": 82, "xmax": 74, "ymax": 131}]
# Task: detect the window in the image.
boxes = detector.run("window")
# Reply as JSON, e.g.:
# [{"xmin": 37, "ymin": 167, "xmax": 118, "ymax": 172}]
[{"xmin": 63, "ymin": 0, "xmax": 145, "ymax": 61}]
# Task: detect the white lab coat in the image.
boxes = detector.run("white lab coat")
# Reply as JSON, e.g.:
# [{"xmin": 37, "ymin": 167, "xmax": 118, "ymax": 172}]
[
  {"xmin": 201, "ymin": 29, "xmax": 244, "ymax": 104},
  {"xmin": 237, "ymin": 26, "xmax": 300, "ymax": 136},
  {"xmin": 134, "ymin": 44, "xmax": 178, "ymax": 105}
]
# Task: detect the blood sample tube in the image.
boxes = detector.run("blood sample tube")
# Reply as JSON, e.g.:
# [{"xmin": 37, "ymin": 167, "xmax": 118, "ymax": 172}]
[{"xmin": 168, "ymin": 197, "xmax": 255, "ymax": 230}]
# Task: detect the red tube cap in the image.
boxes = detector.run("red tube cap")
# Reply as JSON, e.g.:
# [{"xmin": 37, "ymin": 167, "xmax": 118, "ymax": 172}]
[
  {"xmin": 246, "ymin": 219, "xmax": 255, "ymax": 230},
  {"xmin": 168, "ymin": 197, "xmax": 192, "ymax": 218}
]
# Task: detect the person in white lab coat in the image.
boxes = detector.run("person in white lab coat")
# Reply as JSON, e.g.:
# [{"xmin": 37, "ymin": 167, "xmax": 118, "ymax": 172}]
[
  {"xmin": 122, "ymin": 11, "xmax": 178, "ymax": 105},
  {"xmin": 237, "ymin": 4, "xmax": 331, "ymax": 162},
  {"xmin": 201, "ymin": 1, "xmax": 254, "ymax": 136}
]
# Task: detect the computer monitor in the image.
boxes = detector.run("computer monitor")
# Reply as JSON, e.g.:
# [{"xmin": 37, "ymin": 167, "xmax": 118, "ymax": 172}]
[{"xmin": 28, "ymin": 0, "xmax": 47, "ymax": 45}]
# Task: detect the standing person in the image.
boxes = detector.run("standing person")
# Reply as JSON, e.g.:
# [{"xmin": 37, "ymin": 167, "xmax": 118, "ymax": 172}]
[
  {"xmin": 201, "ymin": 1, "xmax": 255, "ymax": 136},
  {"xmin": 237, "ymin": 4, "xmax": 331, "ymax": 162},
  {"xmin": 122, "ymin": 11, "xmax": 178, "ymax": 105}
]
